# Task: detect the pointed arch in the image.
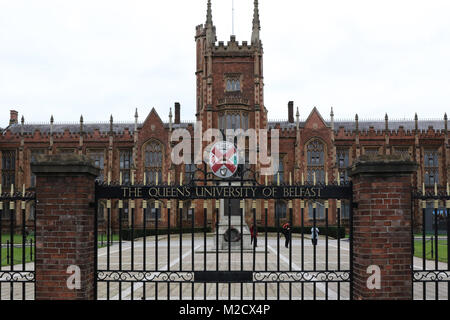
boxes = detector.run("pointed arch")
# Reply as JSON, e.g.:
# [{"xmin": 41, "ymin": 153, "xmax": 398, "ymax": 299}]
[
  {"xmin": 142, "ymin": 139, "xmax": 164, "ymax": 184},
  {"xmin": 305, "ymin": 138, "xmax": 327, "ymax": 184}
]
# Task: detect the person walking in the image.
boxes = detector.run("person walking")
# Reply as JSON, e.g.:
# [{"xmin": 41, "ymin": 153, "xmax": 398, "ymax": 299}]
[
  {"xmin": 281, "ymin": 223, "xmax": 291, "ymax": 248},
  {"xmin": 311, "ymin": 227, "xmax": 319, "ymax": 246},
  {"xmin": 250, "ymin": 223, "xmax": 258, "ymax": 248}
]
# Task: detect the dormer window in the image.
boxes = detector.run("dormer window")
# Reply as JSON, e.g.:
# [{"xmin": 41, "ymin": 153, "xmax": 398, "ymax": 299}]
[{"xmin": 226, "ymin": 79, "xmax": 241, "ymax": 92}]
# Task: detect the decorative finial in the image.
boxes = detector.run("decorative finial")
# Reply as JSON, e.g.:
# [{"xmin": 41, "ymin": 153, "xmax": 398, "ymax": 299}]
[
  {"xmin": 415, "ymin": 113, "xmax": 418, "ymax": 131},
  {"xmin": 109, "ymin": 114, "xmax": 113, "ymax": 134},
  {"xmin": 50, "ymin": 115, "xmax": 54, "ymax": 135},
  {"xmin": 205, "ymin": 0, "xmax": 216, "ymax": 46},
  {"xmin": 251, "ymin": 0, "xmax": 261, "ymax": 45},
  {"xmin": 169, "ymin": 107, "xmax": 173, "ymax": 131},
  {"xmin": 20, "ymin": 115, "xmax": 24, "ymax": 136},
  {"xmin": 445, "ymin": 112, "xmax": 448, "ymax": 132},
  {"xmin": 134, "ymin": 108, "xmax": 138, "ymax": 131},
  {"xmin": 355, "ymin": 114, "xmax": 359, "ymax": 132},
  {"xmin": 296, "ymin": 107, "xmax": 300, "ymax": 130},
  {"xmin": 206, "ymin": 0, "xmax": 213, "ymax": 26},
  {"xmin": 330, "ymin": 107, "xmax": 334, "ymax": 130},
  {"xmin": 80, "ymin": 115, "xmax": 84, "ymax": 133},
  {"xmin": 385, "ymin": 113, "xmax": 388, "ymax": 131}
]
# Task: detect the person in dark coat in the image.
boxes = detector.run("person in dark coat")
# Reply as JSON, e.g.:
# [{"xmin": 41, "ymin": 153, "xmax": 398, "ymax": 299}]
[
  {"xmin": 281, "ymin": 223, "xmax": 291, "ymax": 248},
  {"xmin": 250, "ymin": 224, "xmax": 258, "ymax": 248}
]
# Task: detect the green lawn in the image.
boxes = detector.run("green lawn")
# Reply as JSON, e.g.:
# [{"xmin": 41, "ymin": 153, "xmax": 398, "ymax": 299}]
[
  {"xmin": 1, "ymin": 234, "xmax": 34, "ymax": 244},
  {"xmin": 1, "ymin": 246, "xmax": 34, "ymax": 267},
  {"xmin": 97, "ymin": 234, "xmax": 121, "ymax": 249},
  {"xmin": 0, "ymin": 234, "xmax": 120, "ymax": 265},
  {"xmin": 414, "ymin": 240, "xmax": 448, "ymax": 263}
]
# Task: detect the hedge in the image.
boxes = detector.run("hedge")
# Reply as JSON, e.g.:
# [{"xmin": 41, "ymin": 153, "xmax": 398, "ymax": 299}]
[
  {"xmin": 120, "ymin": 227, "xmax": 212, "ymax": 241},
  {"xmin": 120, "ymin": 226, "xmax": 345, "ymax": 240},
  {"xmin": 261, "ymin": 226, "xmax": 346, "ymax": 239}
]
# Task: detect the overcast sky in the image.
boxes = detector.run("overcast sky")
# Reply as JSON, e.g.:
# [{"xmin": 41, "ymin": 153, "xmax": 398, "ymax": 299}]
[{"xmin": 0, "ymin": 0, "xmax": 449, "ymax": 126}]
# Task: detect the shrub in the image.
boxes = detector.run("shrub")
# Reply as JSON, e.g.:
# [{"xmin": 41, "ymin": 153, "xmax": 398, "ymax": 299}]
[
  {"xmin": 120, "ymin": 227, "xmax": 212, "ymax": 241},
  {"xmin": 259, "ymin": 226, "xmax": 346, "ymax": 239}
]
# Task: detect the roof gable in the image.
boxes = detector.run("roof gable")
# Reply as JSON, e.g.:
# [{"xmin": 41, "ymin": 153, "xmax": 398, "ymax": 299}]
[{"xmin": 304, "ymin": 107, "xmax": 329, "ymax": 130}]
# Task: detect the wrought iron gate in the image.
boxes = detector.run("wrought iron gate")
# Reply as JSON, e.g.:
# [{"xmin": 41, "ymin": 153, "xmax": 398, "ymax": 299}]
[
  {"xmin": 0, "ymin": 187, "xmax": 36, "ymax": 301},
  {"xmin": 412, "ymin": 185, "xmax": 450, "ymax": 300},
  {"xmin": 95, "ymin": 167, "xmax": 353, "ymax": 300}
]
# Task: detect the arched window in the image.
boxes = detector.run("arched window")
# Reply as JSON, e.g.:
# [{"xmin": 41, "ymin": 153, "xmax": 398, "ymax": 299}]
[
  {"xmin": 227, "ymin": 80, "xmax": 232, "ymax": 91},
  {"xmin": 226, "ymin": 78, "xmax": 241, "ymax": 92},
  {"xmin": 308, "ymin": 201, "xmax": 325, "ymax": 220},
  {"xmin": 145, "ymin": 201, "xmax": 161, "ymax": 221},
  {"xmin": 273, "ymin": 156, "xmax": 285, "ymax": 184},
  {"xmin": 181, "ymin": 201, "xmax": 194, "ymax": 221},
  {"xmin": 424, "ymin": 149, "xmax": 439, "ymax": 186},
  {"xmin": 144, "ymin": 141, "xmax": 163, "ymax": 184},
  {"xmin": 307, "ymin": 139, "xmax": 325, "ymax": 184},
  {"xmin": 275, "ymin": 200, "xmax": 287, "ymax": 220}
]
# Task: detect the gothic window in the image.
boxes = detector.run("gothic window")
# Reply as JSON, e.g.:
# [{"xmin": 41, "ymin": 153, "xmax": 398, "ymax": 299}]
[
  {"xmin": 226, "ymin": 79, "xmax": 241, "ymax": 92},
  {"xmin": 119, "ymin": 150, "xmax": 132, "ymax": 184},
  {"xmin": 185, "ymin": 163, "xmax": 196, "ymax": 184},
  {"xmin": 2, "ymin": 150, "xmax": 16, "ymax": 187},
  {"xmin": 121, "ymin": 201, "xmax": 129, "ymax": 221},
  {"xmin": 275, "ymin": 200, "xmax": 287, "ymax": 220},
  {"xmin": 340, "ymin": 201, "xmax": 350, "ymax": 220},
  {"xmin": 219, "ymin": 112, "xmax": 249, "ymax": 130},
  {"xmin": 145, "ymin": 201, "xmax": 161, "ymax": 221},
  {"xmin": 30, "ymin": 149, "xmax": 46, "ymax": 187},
  {"xmin": 336, "ymin": 148, "xmax": 349, "ymax": 183},
  {"xmin": 307, "ymin": 140, "xmax": 325, "ymax": 184},
  {"xmin": 424, "ymin": 149, "xmax": 439, "ymax": 186},
  {"xmin": 308, "ymin": 201, "xmax": 325, "ymax": 219},
  {"xmin": 144, "ymin": 141, "xmax": 163, "ymax": 185},
  {"xmin": 88, "ymin": 150, "xmax": 105, "ymax": 182},
  {"xmin": 273, "ymin": 156, "xmax": 285, "ymax": 184},
  {"xmin": 181, "ymin": 201, "xmax": 194, "ymax": 221}
]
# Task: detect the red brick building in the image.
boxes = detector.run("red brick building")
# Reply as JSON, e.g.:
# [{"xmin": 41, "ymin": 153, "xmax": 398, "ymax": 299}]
[{"xmin": 1, "ymin": 0, "xmax": 448, "ymax": 232}]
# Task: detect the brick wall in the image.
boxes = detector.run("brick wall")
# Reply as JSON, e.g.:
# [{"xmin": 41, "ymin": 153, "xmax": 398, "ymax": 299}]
[
  {"xmin": 350, "ymin": 156, "xmax": 417, "ymax": 300},
  {"xmin": 32, "ymin": 154, "xmax": 99, "ymax": 300}
]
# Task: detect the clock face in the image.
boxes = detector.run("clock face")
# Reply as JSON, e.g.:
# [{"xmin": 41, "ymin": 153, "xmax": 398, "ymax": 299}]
[{"xmin": 209, "ymin": 141, "xmax": 239, "ymax": 179}]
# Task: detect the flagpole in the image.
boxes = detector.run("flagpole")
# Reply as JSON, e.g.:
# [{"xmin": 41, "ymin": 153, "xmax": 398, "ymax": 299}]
[{"xmin": 232, "ymin": 0, "xmax": 235, "ymax": 35}]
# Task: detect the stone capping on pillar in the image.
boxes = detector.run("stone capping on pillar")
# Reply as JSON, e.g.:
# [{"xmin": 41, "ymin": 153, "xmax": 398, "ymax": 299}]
[
  {"xmin": 31, "ymin": 154, "xmax": 100, "ymax": 177},
  {"xmin": 31, "ymin": 154, "xmax": 100, "ymax": 300},
  {"xmin": 348, "ymin": 154, "xmax": 418, "ymax": 300},
  {"xmin": 348, "ymin": 154, "xmax": 418, "ymax": 177}
]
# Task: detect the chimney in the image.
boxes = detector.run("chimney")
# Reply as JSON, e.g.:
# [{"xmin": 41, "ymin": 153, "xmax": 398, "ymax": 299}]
[
  {"xmin": 288, "ymin": 101, "xmax": 294, "ymax": 123},
  {"xmin": 175, "ymin": 102, "xmax": 181, "ymax": 124},
  {"xmin": 10, "ymin": 110, "xmax": 18, "ymax": 125}
]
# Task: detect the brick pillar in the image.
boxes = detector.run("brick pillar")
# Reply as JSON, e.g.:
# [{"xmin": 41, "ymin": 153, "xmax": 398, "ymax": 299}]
[
  {"xmin": 31, "ymin": 154, "xmax": 99, "ymax": 300},
  {"xmin": 349, "ymin": 155, "xmax": 417, "ymax": 300}
]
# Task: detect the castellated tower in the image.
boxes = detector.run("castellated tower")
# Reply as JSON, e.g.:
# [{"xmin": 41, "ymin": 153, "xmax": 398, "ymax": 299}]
[{"xmin": 195, "ymin": 0, "xmax": 268, "ymax": 137}]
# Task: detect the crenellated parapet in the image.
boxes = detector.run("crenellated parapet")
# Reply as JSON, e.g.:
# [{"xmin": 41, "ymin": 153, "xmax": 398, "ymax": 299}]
[{"xmin": 214, "ymin": 36, "xmax": 257, "ymax": 56}]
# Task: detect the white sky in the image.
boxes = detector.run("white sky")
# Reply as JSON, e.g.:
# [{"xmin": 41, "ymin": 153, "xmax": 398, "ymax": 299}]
[{"xmin": 0, "ymin": 0, "xmax": 449, "ymax": 126}]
